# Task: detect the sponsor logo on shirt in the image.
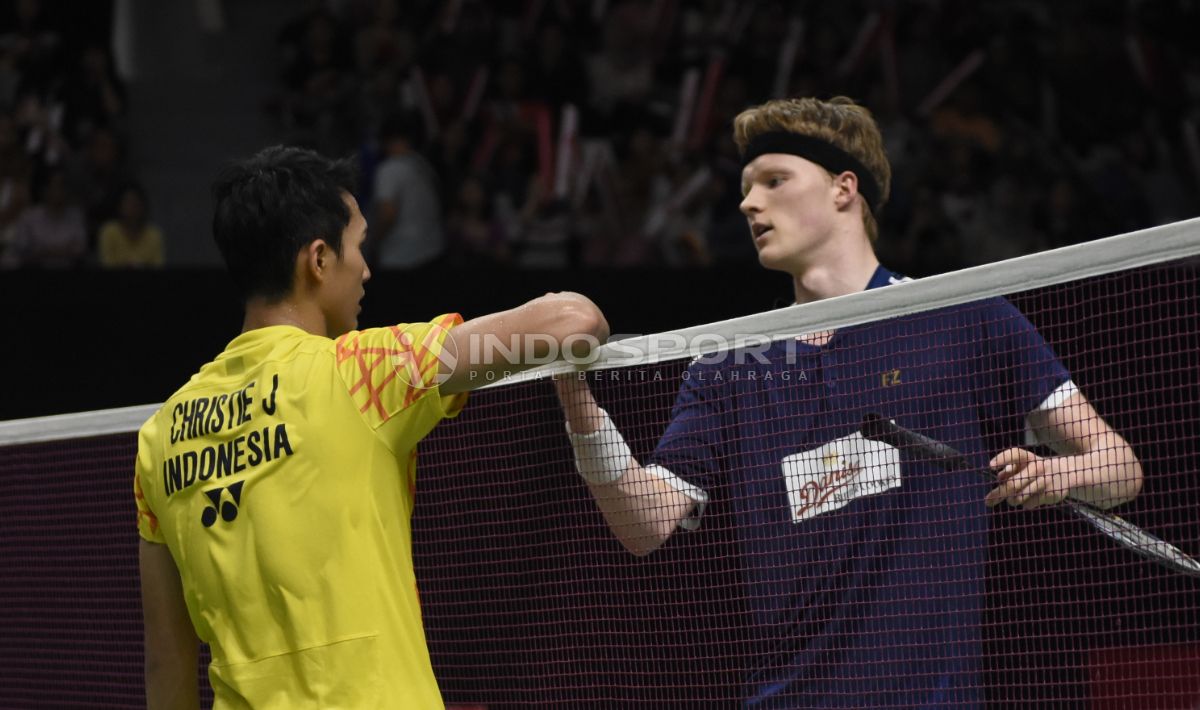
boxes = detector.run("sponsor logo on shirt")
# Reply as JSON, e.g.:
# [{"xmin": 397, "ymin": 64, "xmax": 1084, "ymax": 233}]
[
  {"xmin": 201, "ymin": 481, "xmax": 244, "ymax": 527},
  {"xmin": 781, "ymin": 432, "xmax": 902, "ymax": 522}
]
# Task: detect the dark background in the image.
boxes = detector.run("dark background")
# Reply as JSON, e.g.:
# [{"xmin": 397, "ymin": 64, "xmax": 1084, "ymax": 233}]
[{"xmin": 0, "ymin": 265, "xmax": 794, "ymax": 420}]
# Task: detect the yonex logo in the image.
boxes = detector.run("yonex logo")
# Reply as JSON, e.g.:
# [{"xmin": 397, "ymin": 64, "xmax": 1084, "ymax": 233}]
[{"xmin": 201, "ymin": 481, "xmax": 244, "ymax": 527}]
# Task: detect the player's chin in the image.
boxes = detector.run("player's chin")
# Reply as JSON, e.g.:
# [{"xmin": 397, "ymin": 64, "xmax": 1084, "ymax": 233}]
[{"xmin": 756, "ymin": 249, "xmax": 791, "ymax": 273}]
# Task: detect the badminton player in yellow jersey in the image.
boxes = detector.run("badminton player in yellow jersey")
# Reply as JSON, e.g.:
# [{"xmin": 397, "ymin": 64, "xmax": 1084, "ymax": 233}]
[{"xmin": 135, "ymin": 146, "xmax": 608, "ymax": 709}]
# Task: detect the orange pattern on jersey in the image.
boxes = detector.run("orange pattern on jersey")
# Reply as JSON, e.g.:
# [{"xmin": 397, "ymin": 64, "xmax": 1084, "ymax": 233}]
[
  {"xmin": 335, "ymin": 315, "xmax": 458, "ymax": 423},
  {"xmin": 395, "ymin": 318, "xmax": 453, "ymax": 409},
  {"xmin": 336, "ymin": 328, "xmax": 403, "ymax": 422}
]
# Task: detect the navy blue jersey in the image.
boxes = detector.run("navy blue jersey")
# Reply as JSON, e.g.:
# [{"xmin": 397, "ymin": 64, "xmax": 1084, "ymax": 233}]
[{"xmin": 648, "ymin": 266, "xmax": 1072, "ymax": 708}]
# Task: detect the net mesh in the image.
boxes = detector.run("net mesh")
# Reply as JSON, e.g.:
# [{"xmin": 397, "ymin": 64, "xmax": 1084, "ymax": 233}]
[{"xmin": 1, "ymin": 228, "xmax": 1199, "ymax": 708}]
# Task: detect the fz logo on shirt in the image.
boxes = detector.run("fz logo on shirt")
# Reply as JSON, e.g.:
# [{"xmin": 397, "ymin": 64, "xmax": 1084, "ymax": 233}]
[{"xmin": 201, "ymin": 481, "xmax": 245, "ymax": 527}]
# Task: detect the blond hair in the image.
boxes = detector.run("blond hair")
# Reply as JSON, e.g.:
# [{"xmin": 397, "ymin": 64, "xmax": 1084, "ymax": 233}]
[{"xmin": 733, "ymin": 96, "xmax": 891, "ymax": 242}]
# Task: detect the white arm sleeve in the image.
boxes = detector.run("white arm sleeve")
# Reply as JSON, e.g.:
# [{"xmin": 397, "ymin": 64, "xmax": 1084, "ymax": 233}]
[
  {"xmin": 1024, "ymin": 379, "xmax": 1080, "ymax": 450},
  {"xmin": 644, "ymin": 464, "xmax": 709, "ymax": 531}
]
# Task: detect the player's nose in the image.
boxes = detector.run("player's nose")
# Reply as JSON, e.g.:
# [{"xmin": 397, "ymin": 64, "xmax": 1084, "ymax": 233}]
[{"xmin": 739, "ymin": 188, "xmax": 762, "ymax": 217}]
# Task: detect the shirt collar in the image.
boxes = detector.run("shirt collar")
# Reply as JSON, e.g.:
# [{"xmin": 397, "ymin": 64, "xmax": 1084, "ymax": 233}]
[
  {"xmin": 774, "ymin": 265, "xmax": 906, "ymax": 309},
  {"xmin": 866, "ymin": 264, "xmax": 905, "ymax": 290},
  {"xmin": 222, "ymin": 325, "xmax": 309, "ymax": 354}
]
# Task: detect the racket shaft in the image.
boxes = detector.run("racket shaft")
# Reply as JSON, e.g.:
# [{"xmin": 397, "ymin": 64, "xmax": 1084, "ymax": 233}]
[{"xmin": 861, "ymin": 414, "xmax": 973, "ymax": 472}]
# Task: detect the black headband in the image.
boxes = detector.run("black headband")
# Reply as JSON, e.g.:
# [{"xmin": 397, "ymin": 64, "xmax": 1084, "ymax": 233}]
[{"xmin": 741, "ymin": 132, "xmax": 882, "ymax": 211}]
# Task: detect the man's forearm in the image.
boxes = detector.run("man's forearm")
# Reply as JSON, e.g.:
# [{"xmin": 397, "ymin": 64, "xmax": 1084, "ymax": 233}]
[
  {"xmin": 555, "ymin": 376, "xmax": 701, "ymax": 555},
  {"xmin": 558, "ymin": 395, "xmax": 699, "ymax": 554},
  {"xmin": 588, "ymin": 463, "xmax": 697, "ymax": 556},
  {"xmin": 1063, "ymin": 433, "xmax": 1143, "ymax": 508}
]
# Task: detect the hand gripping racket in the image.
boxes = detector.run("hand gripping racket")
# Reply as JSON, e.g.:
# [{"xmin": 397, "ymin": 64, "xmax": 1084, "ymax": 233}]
[{"xmin": 860, "ymin": 413, "xmax": 1200, "ymax": 578}]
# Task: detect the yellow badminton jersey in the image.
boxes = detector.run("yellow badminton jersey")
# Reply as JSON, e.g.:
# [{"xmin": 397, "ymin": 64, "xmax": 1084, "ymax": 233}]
[{"xmin": 135, "ymin": 315, "xmax": 465, "ymax": 709}]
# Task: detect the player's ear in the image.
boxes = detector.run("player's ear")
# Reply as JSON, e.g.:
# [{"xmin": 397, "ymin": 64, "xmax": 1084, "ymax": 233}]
[
  {"xmin": 294, "ymin": 238, "xmax": 329, "ymax": 288},
  {"xmin": 307, "ymin": 239, "xmax": 332, "ymax": 281},
  {"xmin": 832, "ymin": 171, "xmax": 859, "ymax": 210}
]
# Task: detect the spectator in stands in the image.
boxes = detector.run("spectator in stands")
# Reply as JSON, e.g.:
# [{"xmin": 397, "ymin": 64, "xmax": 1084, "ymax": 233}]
[
  {"xmin": 268, "ymin": 1, "xmax": 1200, "ymax": 275},
  {"xmin": 279, "ymin": 8, "xmax": 355, "ymax": 155},
  {"xmin": 445, "ymin": 173, "xmax": 508, "ymax": 266},
  {"xmin": 60, "ymin": 44, "xmax": 126, "ymax": 145},
  {"xmin": 525, "ymin": 22, "xmax": 588, "ymax": 109},
  {"xmin": 11, "ymin": 165, "xmax": 85, "ymax": 267},
  {"xmin": 97, "ymin": 181, "xmax": 162, "ymax": 268},
  {"xmin": 0, "ymin": 0, "xmax": 62, "ymax": 99},
  {"xmin": 69, "ymin": 126, "xmax": 133, "ymax": 239},
  {"xmin": 370, "ymin": 111, "xmax": 444, "ymax": 268},
  {"xmin": 510, "ymin": 185, "xmax": 571, "ymax": 269},
  {"xmin": 13, "ymin": 91, "xmax": 68, "ymax": 168},
  {"xmin": 704, "ymin": 133, "xmax": 762, "ymax": 265},
  {"xmin": 0, "ymin": 45, "xmax": 21, "ymax": 108},
  {"xmin": 0, "ymin": 110, "xmax": 31, "ymax": 264},
  {"xmin": 585, "ymin": 2, "xmax": 654, "ymax": 119},
  {"xmin": 610, "ymin": 116, "xmax": 667, "ymax": 265},
  {"xmin": 351, "ymin": 0, "xmax": 407, "ymax": 75}
]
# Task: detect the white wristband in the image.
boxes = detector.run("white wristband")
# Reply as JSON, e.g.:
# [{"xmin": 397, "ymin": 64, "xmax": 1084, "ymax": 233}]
[{"xmin": 565, "ymin": 408, "xmax": 632, "ymax": 485}]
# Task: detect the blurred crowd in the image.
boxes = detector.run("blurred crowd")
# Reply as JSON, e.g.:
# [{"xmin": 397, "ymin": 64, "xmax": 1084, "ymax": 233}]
[
  {"xmin": 272, "ymin": 0, "xmax": 1200, "ymax": 275},
  {"xmin": 5, "ymin": 0, "xmax": 1199, "ymax": 274},
  {"xmin": 0, "ymin": 0, "xmax": 161, "ymax": 270}
]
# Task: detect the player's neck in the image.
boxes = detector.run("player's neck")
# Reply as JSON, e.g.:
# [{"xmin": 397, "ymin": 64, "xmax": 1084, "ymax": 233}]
[
  {"xmin": 242, "ymin": 297, "xmax": 328, "ymax": 337},
  {"xmin": 789, "ymin": 237, "xmax": 879, "ymax": 305}
]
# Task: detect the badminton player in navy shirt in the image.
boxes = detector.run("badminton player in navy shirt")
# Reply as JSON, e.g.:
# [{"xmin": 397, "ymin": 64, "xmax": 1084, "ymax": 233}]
[{"xmin": 555, "ymin": 96, "xmax": 1143, "ymax": 708}]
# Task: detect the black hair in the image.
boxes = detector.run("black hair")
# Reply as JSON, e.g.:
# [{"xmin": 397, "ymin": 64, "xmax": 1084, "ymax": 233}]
[{"xmin": 212, "ymin": 145, "xmax": 357, "ymax": 301}]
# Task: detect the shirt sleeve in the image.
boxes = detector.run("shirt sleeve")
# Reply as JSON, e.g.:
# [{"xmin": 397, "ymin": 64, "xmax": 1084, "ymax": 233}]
[
  {"xmin": 335, "ymin": 313, "xmax": 468, "ymax": 453},
  {"xmin": 647, "ymin": 358, "xmax": 728, "ymax": 497},
  {"xmin": 974, "ymin": 298, "xmax": 1073, "ymax": 440},
  {"xmin": 134, "ymin": 417, "xmax": 166, "ymax": 543}
]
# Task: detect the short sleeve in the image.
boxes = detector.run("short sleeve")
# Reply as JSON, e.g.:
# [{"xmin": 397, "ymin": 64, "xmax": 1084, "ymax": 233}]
[
  {"xmin": 335, "ymin": 313, "xmax": 468, "ymax": 452},
  {"xmin": 647, "ymin": 359, "xmax": 727, "ymax": 494},
  {"xmin": 974, "ymin": 298, "xmax": 1072, "ymax": 437},
  {"xmin": 134, "ymin": 418, "xmax": 165, "ymax": 543}
]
